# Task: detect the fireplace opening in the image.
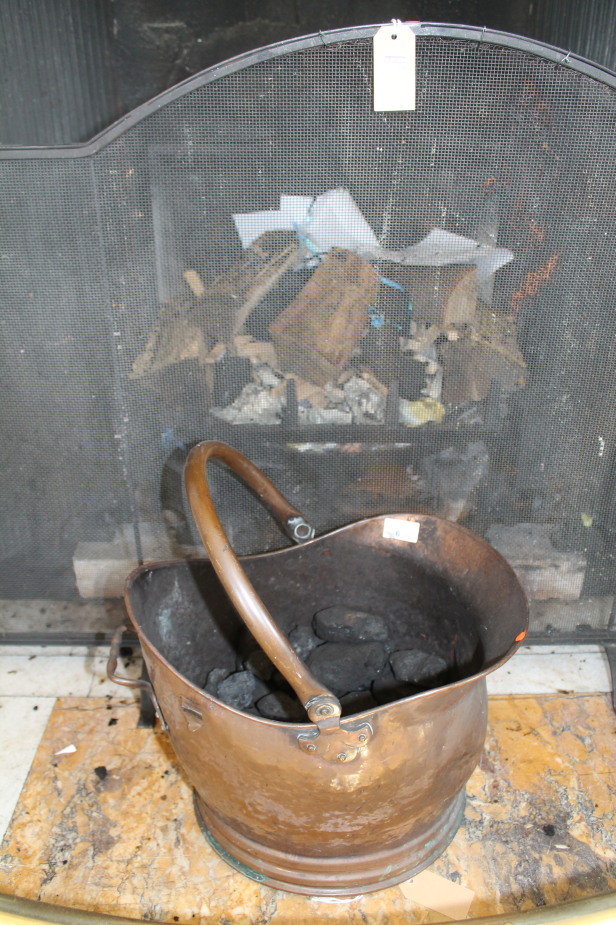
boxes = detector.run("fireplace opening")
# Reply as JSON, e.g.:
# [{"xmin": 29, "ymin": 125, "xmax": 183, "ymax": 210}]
[{"xmin": 0, "ymin": 25, "xmax": 615, "ymax": 674}]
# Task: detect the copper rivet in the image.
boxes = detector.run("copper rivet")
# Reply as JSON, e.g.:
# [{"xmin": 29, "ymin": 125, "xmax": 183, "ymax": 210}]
[
  {"xmin": 337, "ymin": 753, "xmax": 347, "ymax": 762},
  {"xmin": 358, "ymin": 734, "xmax": 366, "ymax": 743},
  {"xmin": 307, "ymin": 743, "xmax": 316, "ymax": 751}
]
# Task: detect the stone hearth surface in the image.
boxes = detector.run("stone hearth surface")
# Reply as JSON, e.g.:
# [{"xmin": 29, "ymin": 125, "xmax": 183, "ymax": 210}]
[{"xmin": 0, "ymin": 647, "xmax": 615, "ymax": 924}]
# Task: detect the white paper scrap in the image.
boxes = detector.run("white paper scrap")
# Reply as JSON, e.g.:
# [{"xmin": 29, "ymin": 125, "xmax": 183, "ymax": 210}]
[
  {"xmin": 383, "ymin": 518, "xmax": 420, "ymax": 543},
  {"xmin": 374, "ymin": 228, "xmax": 514, "ymax": 281},
  {"xmin": 233, "ymin": 188, "xmax": 514, "ymax": 283},
  {"xmin": 54, "ymin": 744, "xmax": 77, "ymax": 756},
  {"xmin": 232, "ymin": 195, "xmax": 313, "ymax": 249},
  {"xmin": 399, "ymin": 869, "xmax": 475, "ymax": 919},
  {"xmin": 298, "ymin": 198, "xmax": 513, "ymax": 280},
  {"xmin": 297, "ymin": 188, "xmax": 380, "ymax": 260},
  {"xmin": 373, "ymin": 23, "xmax": 416, "ymax": 111}
]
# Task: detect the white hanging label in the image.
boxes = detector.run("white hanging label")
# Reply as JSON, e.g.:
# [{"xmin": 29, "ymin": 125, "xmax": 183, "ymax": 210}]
[
  {"xmin": 373, "ymin": 23, "xmax": 416, "ymax": 112},
  {"xmin": 383, "ymin": 518, "xmax": 420, "ymax": 543}
]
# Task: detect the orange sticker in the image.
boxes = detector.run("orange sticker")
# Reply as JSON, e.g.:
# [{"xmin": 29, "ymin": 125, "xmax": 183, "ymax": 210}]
[{"xmin": 515, "ymin": 630, "xmax": 527, "ymax": 642}]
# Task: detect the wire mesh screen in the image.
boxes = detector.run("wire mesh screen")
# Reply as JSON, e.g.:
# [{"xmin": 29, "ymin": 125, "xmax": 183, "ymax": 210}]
[{"xmin": 1, "ymin": 26, "xmax": 616, "ymax": 639}]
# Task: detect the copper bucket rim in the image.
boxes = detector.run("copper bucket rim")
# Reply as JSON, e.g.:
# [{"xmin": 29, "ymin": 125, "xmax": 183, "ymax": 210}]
[{"xmin": 122, "ymin": 506, "xmax": 529, "ymax": 731}]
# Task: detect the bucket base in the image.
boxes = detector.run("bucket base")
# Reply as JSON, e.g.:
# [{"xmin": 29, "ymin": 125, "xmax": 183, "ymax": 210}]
[{"xmin": 194, "ymin": 789, "xmax": 466, "ymax": 896}]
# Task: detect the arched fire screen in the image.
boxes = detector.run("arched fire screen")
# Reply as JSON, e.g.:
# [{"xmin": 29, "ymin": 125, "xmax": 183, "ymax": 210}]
[{"xmin": 1, "ymin": 24, "xmax": 615, "ymax": 660}]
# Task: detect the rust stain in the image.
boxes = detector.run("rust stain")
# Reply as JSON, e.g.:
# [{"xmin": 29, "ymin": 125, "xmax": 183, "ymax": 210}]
[
  {"xmin": 524, "ymin": 78, "xmax": 539, "ymax": 97},
  {"xmin": 523, "ymin": 78, "xmax": 548, "ymax": 111},
  {"xmin": 511, "ymin": 253, "xmax": 560, "ymax": 313},
  {"xmin": 528, "ymin": 219, "xmax": 545, "ymax": 243},
  {"xmin": 521, "ymin": 78, "xmax": 555, "ymax": 131},
  {"xmin": 512, "ymin": 200, "xmax": 546, "ymax": 244}
]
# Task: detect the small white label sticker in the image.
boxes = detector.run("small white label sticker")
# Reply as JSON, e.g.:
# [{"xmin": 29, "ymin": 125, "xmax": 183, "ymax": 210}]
[
  {"xmin": 383, "ymin": 518, "xmax": 420, "ymax": 543},
  {"xmin": 373, "ymin": 23, "xmax": 416, "ymax": 112}
]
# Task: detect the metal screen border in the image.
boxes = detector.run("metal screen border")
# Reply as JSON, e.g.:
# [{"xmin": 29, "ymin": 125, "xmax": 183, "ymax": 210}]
[
  {"xmin": 1, "ymin": 21, "xmax": 615, "ymax": 689},
  {"xmin": 0, "ymin": 22, "xmax": 615, "ymax": 160}
]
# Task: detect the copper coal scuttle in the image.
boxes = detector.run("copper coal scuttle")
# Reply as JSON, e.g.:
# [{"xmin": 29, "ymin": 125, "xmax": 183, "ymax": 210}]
[{"xmin": 109, "ymin": 440, "xmax": 528, "ymax": 895}]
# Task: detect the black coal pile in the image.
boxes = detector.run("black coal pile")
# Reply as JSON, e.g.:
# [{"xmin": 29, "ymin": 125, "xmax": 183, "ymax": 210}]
[{"xmin": 204, "ymin": 604, "xmax": 460, "ymax": 722}]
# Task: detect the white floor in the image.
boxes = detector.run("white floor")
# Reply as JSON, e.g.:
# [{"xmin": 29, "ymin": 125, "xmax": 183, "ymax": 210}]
[
  {"xmin": 0, "ymin": 644, "xmax": 143, "ymax": 839},
  {"xmin": 0, "ymin": 644, "xmax": 612, "ymax": 842}
]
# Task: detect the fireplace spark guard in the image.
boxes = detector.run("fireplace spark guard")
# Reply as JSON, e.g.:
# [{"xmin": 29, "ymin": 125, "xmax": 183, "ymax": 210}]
[{"xmin": 0, "ymin": 23, "xmax": 615, "ymax": 692}]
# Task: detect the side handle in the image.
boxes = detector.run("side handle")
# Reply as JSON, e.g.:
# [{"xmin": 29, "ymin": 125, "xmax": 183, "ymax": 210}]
[{"xmin": 106, "ymin": 625, "xmax": 167, "ymax": 731}]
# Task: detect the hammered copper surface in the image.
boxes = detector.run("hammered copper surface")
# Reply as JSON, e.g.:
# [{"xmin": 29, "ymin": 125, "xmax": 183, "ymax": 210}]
[{"xmin": 120, "ymin": 441, "xmax": 528, "ymax": 894}]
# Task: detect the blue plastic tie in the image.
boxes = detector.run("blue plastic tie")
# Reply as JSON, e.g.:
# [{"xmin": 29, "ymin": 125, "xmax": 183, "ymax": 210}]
[
  {"xmin": 379, "ymin": 275, "xmax": 413, "ymax": 317},
  {"xmin": 162, "ymin": 428, "xmax": 186, "ymax": 453},
  {"xmin": 292, "ymin": 221, "xmax": 323, "ymax": 261},
  {"xmin": 367, "ymin": 306, "xmax": 385, "ymax": 328},
  {"xmin": 366, "ymin": 277, "xmax": 413, "ymax": 332}
]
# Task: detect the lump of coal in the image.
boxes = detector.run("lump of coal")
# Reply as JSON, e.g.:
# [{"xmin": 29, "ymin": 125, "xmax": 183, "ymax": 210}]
[
  {"xmin": 340, "ymin": 689, "xmax": 378, "ymax": 716},
  {"xmin": 205, "ymin": 667, "xmax": 231, "ymax": 696},
  {"xmin": 314, "ymin": 606, "xmax": 389, "ymax": 644},
  {"xmin": 256, "ymin": 691, "xmax": 305, "ymax": 722},
  {"xmin": 371, "ymin": 662, "xmax": 419, "ymax": 705},
  {"xmin": 390, "ymin": 649, "xmax": 449, "ymax": 687},
  {"xmin": 216, "ymin": 670, "xmax": 268, "ymax": 710},
  {"xmin": 307, "ymin": 641, "xmax": 387, "ymax": 696},
  {"xmin": 288, "ymin": 624, "xmax": 323, "ymax": 660},
  {"xmin": 244, "ymin": 649, "xmax": 274, "ymax": 682}
]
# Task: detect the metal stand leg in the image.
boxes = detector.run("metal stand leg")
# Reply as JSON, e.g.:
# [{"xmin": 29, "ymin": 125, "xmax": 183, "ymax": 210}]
[
  {"xmin": 604, "ymin": 644, "xmax": 616, "ymax": 714},
  {"xmin": 137, "ymin": 662, "xmax": 157, "ymax": 728}
]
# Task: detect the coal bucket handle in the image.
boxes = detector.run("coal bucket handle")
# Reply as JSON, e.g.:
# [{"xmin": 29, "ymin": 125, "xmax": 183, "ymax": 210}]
[
  {"xmin": 184, "ymin": 441, "xmax": 342, "ymax": 728},
  {"xmin": 107, "ymin": 625, "xmax": 168, "ymax": 731}
]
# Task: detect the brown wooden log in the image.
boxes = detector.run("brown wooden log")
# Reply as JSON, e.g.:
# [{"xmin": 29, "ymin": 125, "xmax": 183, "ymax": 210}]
[
  {"xmin": 270, "ymin": 249, "xmax": 379, "ymax": 386},
  {"xmin": 376, "ymin": 265, "xmax": 477, "ymax": 326},
  {"xmin": 440, "ymin": 336, "xmax": 526, "ymax": 405},
  {"xmin": 411, "ymin": 265, "xmax": 477, "ymax": 325},
  {"xmin": 130, "ymin": 294, "xmax": 211, "ymax": 379},
  {"xmin": 130, "ymin": 232, "xmax": 300, "ymax": 378},
  {"xmin": 207, "ymin": 230, "xmax": 301, "ymax": 341}
]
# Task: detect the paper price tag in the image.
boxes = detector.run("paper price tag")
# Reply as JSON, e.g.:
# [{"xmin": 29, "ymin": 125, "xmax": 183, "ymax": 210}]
[
  {"xmin": 383, "ymin": 518, "xmax": 420, "ymax": 543},
  {"xmin": 373, "ymin": 22, "xmax": 416, "ymax": 112}
]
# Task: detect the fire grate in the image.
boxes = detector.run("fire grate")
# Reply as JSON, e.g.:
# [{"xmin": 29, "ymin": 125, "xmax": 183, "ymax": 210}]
[{"xmin": 0, "ymin": 24, "xmax": 615, "ymax": 664}]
